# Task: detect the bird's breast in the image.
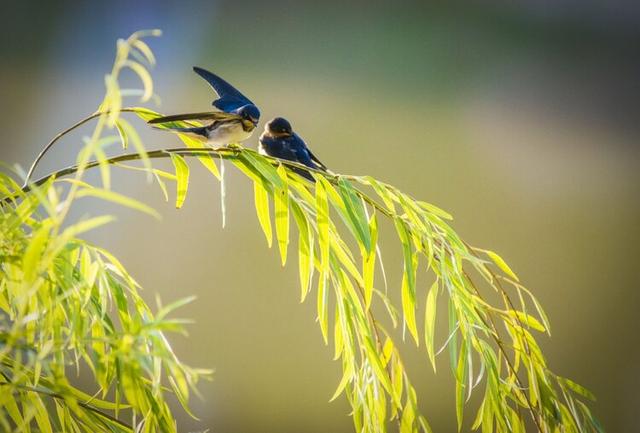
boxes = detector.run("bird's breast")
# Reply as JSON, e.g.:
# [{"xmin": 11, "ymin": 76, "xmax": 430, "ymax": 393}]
[{"xmin": 207, "ymin": 120, "xmax": 253, "ymax": 145}]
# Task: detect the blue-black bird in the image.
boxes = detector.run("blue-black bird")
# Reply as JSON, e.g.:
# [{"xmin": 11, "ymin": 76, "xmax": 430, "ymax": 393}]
[
  {"xmin": 148, "ymin": 66, "xmax": 260, "ymax": 146},
  {"xmin": 259, "ymin": 117, "xmax": 327, "ymax": 181}
]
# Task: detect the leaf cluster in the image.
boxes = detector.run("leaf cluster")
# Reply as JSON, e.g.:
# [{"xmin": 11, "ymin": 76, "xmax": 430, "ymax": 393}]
[{"xmin": 1, "ymin": 30, "xmax": 603, "ymax": 433}]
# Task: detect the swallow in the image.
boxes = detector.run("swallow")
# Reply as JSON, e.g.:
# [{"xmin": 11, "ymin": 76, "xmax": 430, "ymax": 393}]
[
  {"xmin": 259, "ymin": 117, "xmax": 327, "ymax": 181},
  {"xmin": 148, "ymin": 66, "xmax": 260, "ymax": 146}
]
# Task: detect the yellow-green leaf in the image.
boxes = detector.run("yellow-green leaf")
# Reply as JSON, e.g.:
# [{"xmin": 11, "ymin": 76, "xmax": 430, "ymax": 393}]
[
  {"xmin": 455, "ymin": 340, "xmax": 468, "ymax": 431},
  {"xmin": 123, "ymin": 60, "xmax": 153, "ymax": 101},
  {"xmin": 316, "ymin": 179, "xmax": 330, "ymax": 274},
  {"xmin": 77, "ymin": 187, "xmax": 160, "ymax": 219},
  {"xmin": 253, "ymin": 180, "xmax": 273, "ymax": 247},
  {"xmin": 329, "ymin": 363, "xmax": 353, "ymax": 402},
  {"xmin": 291, "ymin": 200, "xmax": 313, "ymax": 302},
  {"xmin": 508, "ymin": 310, "xmax": 546, "ymax": 332},
  {"xmin": 485, "ymin": 249, "xmax": 519, "ymax": 282},
  {"xmin": 425, "ymin": 280, "xmax": 439, "ymax": 371},
  {"xmin": 363, "ymin": 213, "xmax": 377, "ymax": 309},
  {"xmin": 337, "ymin": 177, "xmax": 372, "ymax": 253},
  {"xmin": 274, "ymin": 164, "xmax": 289, "ymax": 265},
  {"xmin": 242, "ymin": 150, "xmax": 284, "ymax": 189},
  {"xmin": 170, "ymin": 153, "xmax": 189, "ymax": 209},
  {"xmin": 417, "ymin": 200, "xmax": 453, "ymax": 220},
  {"xmin": 401, "ymin": 271, "xmax": 419, "ymax": 345},
  {"xmin": 317, "ymin": 275, "xmax": 329, "ymax": 344}
]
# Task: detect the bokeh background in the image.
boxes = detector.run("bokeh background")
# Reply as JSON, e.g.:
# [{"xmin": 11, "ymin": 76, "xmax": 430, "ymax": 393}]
[{"xmin": 1, "ymin": 1, "xmax": 639, "ymax": 432}]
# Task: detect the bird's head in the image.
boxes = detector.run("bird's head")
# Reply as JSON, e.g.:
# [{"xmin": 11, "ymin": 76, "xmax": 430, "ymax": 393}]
[
  {"xmin": 237, "ymin": 105, "xmax": 260, "ymax": 127},
  {"xmin": 265, "ymin": 117, "xmax": 293, "ymax": 137}
]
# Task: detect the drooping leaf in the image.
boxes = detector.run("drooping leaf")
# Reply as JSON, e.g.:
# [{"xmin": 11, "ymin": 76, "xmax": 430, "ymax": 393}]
[
  {"xmin": 508, "ymin": 310, "xmax": 546, "ymax": 333},
  {"xmin": 253, "ymin": 180, "xmax": 273, "ymax": 247},
  {"xmin": 484, "ymin": 249, "xmax": 520, "ymax": 282},
  {"xmin": 77, "ymin": 187, "xmax": 160, "ymax": 219},
  {"xmin": 337, "ymin": 177, "xmax": 372, "ymax": 253},
  {"xmin": 169, "ymin": 153, "xmax": 190, "ymax": 209},
  {"xmin": 274, "ymin": 165, "xmax": 290, "ymax": 265},
  {"xmin": 424, "ymin": 279, "xmax": 439, "ymax": 371},
  {"xmin": 362, "ymin": 213, "xmax": 377, "ymax": 309},
  {"xmin": 290, "ymin": 200, "xmax": 314, "ymax": 302}
]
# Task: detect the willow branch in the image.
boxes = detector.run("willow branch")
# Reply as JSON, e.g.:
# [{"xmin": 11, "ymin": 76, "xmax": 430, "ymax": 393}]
[
  {"xmin": 22, "ymin": 108, "xmax": 142, "ymax": 187},
  {"xmin": 11, "ymin": 147, "xmax": 391, "ymax": 215},
  {"xmin": 8, "ymin": 145, "xmax": 547, "ymax": 431},
  {"xmin": 0, "ymin": 382, "xmax": 133, "ymax": 432}
]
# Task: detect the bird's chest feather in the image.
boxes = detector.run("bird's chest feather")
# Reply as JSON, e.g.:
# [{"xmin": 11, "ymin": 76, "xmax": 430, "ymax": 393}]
[
  {"xmin": 207, "ymin": 121, "xmax": 253, "ymax": 145},
  {"xmin": 259, "ymin": 138, "xmax": 294, "ymax": 159}
]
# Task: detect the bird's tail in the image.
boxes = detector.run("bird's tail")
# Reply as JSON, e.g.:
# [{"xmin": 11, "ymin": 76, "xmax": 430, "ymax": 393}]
[{"xmin": 152, "ymin": 125, "xmax": 209, "ymax": 141}]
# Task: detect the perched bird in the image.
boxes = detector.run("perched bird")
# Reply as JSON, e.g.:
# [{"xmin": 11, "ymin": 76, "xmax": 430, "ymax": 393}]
[
  {"xmin": 148, "ymin": 66, "xmax": 260, "ymax": 146},
  {"xmin": 259, "ymin": 117, "xmax": 327, "ymax": 181}
]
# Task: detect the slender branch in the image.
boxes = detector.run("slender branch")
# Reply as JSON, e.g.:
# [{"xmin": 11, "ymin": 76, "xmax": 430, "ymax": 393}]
[
  {"xmin": 0, "ymin": 382, "xmax": 133, "ymax": 432},
  {"xmin": 8, "ymin": 147, "xmax": 394, "ymax": 216},
  {"xmin": 462, "ymin": 269, "xmax": 545, "ymax": 433},
  {"xmin": 6, "ymin": 142, "xmax": 548, "ymax": 432},
  {"xmin": 22, "ymin": 108, "xmax": 141, "ymax": 187}
]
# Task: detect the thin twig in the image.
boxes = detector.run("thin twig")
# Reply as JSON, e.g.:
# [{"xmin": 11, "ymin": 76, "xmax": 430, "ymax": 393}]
[
  {"xmin": 462, "ymin": 269, "xmax": 545, "ymax": 433},
  {"xmin": 0, "ymin": 382, "xmax": 133, "ymax": 431},
  {"xmin": 8, "ymin": 134, "xmax": 547, "ymax": 432},
  {"xmin": 22, "ymin": 108, "xmax": 141, "ymax": 187}
]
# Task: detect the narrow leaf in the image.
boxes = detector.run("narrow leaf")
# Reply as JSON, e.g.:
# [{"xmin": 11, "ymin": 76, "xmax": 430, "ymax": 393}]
[
  {"xmin": 253, "ymin": 180, "xmax": 273, "ymax": 247},
  {"xmin": 425, "ymin": 279, "xmax": 439, "ymax": 371},
  {"xmin": 274, "ymin": 165, "xmax": 289, "ymax": 265},
  {"xmin": 170, "ymin": 153, "xmax": 190, "ymax": 208}
]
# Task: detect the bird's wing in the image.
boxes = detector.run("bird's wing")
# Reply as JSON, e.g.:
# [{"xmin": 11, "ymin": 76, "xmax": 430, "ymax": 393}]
[
  {"xmin": 147, "ymin": 111, "xmax": 240, "ymax": 125},
  {"xmin": 294, "ymin": 134, "xmax": 327, "ymax": 170},
  {"xmin": 307, "ymin": 148, "xmax": 327, "ymax": 171},
  {"xmin": 193, "ymin": 66, "xmax": 255, "ymax": 112}
]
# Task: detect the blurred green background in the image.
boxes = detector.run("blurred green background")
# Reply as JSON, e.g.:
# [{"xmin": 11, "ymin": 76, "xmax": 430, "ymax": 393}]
[{"xmin": 1, "ymin": 1, "xmax": 639, "ymax": 432}]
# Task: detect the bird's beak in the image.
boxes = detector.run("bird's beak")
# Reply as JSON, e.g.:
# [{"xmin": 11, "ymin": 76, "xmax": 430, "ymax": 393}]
[{"xmin": 241, "ymin": 119, "xmax": 256, "ymax": 131}]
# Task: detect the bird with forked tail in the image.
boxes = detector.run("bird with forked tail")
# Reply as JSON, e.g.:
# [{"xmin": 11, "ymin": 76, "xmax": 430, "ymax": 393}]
[
  {"xmin": 259, "ymin": 117, "xmax": 328, "ymax": 181},
  {"xmin": 148, "ymin": 66, "xmax": 260, "ymax": 146}
]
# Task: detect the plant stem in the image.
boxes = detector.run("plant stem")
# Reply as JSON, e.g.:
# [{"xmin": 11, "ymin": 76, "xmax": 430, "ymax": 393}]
[
  {"xmin": 8, "ymin": 141, "xmax": 547, "ymax": 433},
  {"xmin": 0, "ymin": 382, "xmax": 133, "ymax": 432},
  {"xmin": 22, "ymin": 108, "xmax": 141, "ymax": 188}
]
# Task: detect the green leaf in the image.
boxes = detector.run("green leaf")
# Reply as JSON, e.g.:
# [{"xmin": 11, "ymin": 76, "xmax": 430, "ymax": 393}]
[
  {"xmin": 253, "ymin": 180, "xmax": 273, "ymax": 247},
  {"xmin": 220, "ymin": 158, "xmax": 227, "ymax": 227},
  {"xmin": 131, "ymin": 39, "xmax": 156, "ymax": 65},
  {"xmin": 508, "ymin": 310, "xmax": 546, "ymax": 332},
  {"xmin": 241, "ymin": 150, "xmax": 284, "ymax": 189},
  {"xmin": 317, "ymin": 275, "xmax": 329, "ymax": 344},
  {"xmin": 560, "ymin": 377, "xmax": 596, "ymax": 401},
  {"xmin": 62, "ymin": 215, "xmax": 116, "ymax": 239},
  {"xmin": 484, "ymin": 249, "xmax": 519, "ymax": 282},
  {"xmin": 77, "ymin": 187, "xmax": 160, "ymax": 219},
  {"xmin": 330, "ymin": 363, "xmax": 353, "ymax": 402},
  {"xmin": 363, "ymin": 337, "xmax": 393, "ymax": 396},
  {"xmin": 395, "ymin": 218, "xmax": 415, "ymax": 302},
  {"xmin": 316, "ymin": 179, "xmax": 330, "ymax": 274},
  {"xmin": 417, "ymin": 200, "xmax": 453, "ymax": 220},
  {"xmin": 337, "ymin": 178, "xmax": 372, "ymax": 253},
  {"xmin": 274, "ymin": 165, "xmax": 289, "ymax": 265},
  {"xmin": 123, "ymin": 60, "xmax": 153, "ymax": 101},
  {"xmin": 22, "ymin": 221, "xmax": 52, "ymax": 283},
  {"xmin": 396, "ymin": 218, "xmax": 419, "ymax": 343},
  {"xmin": 170, "ymin": 153, "xmax": 190, "ymax": 209},
  {"xmin": 362, "ymin": 213, "xmax": 377, "ymax": 309},
  {"xmin": 117, "ymin": 117, "xmax": 152, "ymax": 180},
  {"xmin": 455, "ymin": 340, "xmax": 468, "ymax": 431},
  {"xmin": 30, "ymin": 393, "xmax": 53, "ymax": 433},
  {"xmin": 115, "ymin": 119, "xmax": 129, "ymax": 149},
  {"xmin": 424, "ymin": 280, "xmax": 439, "ymax": 371},
  {"xmin": 291, "ymin": 200, "xmax": 314, "ymax": 302}
]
